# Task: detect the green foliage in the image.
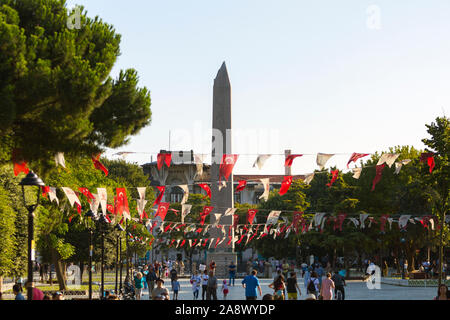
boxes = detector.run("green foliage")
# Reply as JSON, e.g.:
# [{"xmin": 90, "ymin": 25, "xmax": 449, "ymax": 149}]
[{"xmin": 0, "ymin": 0, "xmax": 151, "ymax": 172}]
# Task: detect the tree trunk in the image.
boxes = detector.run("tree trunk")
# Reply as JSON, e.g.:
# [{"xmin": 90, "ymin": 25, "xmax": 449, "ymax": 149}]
[
  {"xmin": 51, "ymin": 248, "xmax": 67, "ymax": 291},
  {"xmin": 0, "ymin": 276, "xmax": 3, "ymax": 294}
]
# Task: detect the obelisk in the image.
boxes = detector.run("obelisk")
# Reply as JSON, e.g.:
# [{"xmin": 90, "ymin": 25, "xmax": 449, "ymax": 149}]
[{"xmin": 207, "ymin": 62, "xmax": 237, "ymax": 277}]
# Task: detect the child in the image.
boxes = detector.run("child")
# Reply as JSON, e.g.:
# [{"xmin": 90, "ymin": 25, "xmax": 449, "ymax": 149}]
[
  {"xmin": 222, "ymin": 279, "xmax": 229, "ymax": 300},
  {"xmin": 191, "ymin": 271, "xmax": 201, "ymax": 300},
  {"xmin": 172, "ymin": 276, "xmax": 180, "ymax": 300}
]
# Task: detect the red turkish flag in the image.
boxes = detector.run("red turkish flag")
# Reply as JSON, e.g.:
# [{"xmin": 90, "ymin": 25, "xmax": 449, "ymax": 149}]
[
  {"xmin": 285, "ymin": 154, "xmax": 303, "ymax": 167},
  {"xmin": 153, "ymin": 186, "xmax": 166, "ymax": 207},
  {"xmin": 12, "ymin": 149, "xmax": 30, "ymax": 176},
  {"xmin": 334, "ymin": 214, "xmax": 347, "ymax": 231},
  {"xmin": 116, "ymin": 188, "xmax": 130, "ymax": 217},
  {"xmin": 292, "ymin": 212, "xmax": 304, "ymax": 234},
  {"xmin": 41, "ymin": 186, "xmax": 50, "ymax": 199},
  {"xmin": 235, "ymin": 180, "xmax": 247, "ymax": 192},
  {"xmin": 214, "ymin": 238, "xmax": 221, "ymax": 249},
  {"xmin": 420, "ymin": 153, "xmax": 435, "ymax": 173},
  {"xmin": 227, "ymin": 236, "xmax": 233, "ymax": 246},
  {"xmin": 202, "ymin": 239, "xmax": 209, "ymax": 247},
  {"xmin": 380, "ymin": 214, "xmax": 389, "ymax": 232},
  {"xmin": 198, "ymin": 184, "xmax": 211, "ymax": 199},
  {"xmin": 371, "ymin": 164, "xmax": 385, "ymax": 191},
  {"xmin": 92, "ymin": 154, "xmax": 108, "ymax": 176},
  {"xmin": 347, "ymin": 153, "xmax": 370, "ymax": 168},
  {"xmin": 326, "ymin": 170, "xmax": 339, "ymax": 187},
  {"xmin": 180, "ymin": 239, "xmax": 186, "ymax": 247},
  {"xmin": 219, "ymin": 154, "xmax": 239, "ymax": 182},
  {"xmin": 233, "ymin": 214, "xmax": 240, "ymax": 229},
  {"xmin": 79, "ymin": 187, "xmax": 95, "ymax": 200},
  {"xmin": 107, "ymin": 204, "xmax": 114, "ymax": 214},
  {"xmin": 279, "ymin": 176, "xmax": 293, "ymax": 195},
  {"xmin": 236, "ymin": 233, "xmax": 246, "ymax": 244},
  {"xmin": 192, "ymin": 239, "xmax": 198, "ymax": 247},
  {"xmin": 155, "ymin": 202, "xmax": 170, "ymax": 221},
  {"xmin": 75, "ymin": 202, "xmax": 82, "ymax": 215},
  {"xmin": 157, "ymin": 153, "xmax": 172, "ymax": 170},
  {"xmin": 247, "ymin": 209, "xmax": 258, "ymax": 225},
  {"xmin": 199, "ymin": 206, "xmax": 214, "ymax": 225}
]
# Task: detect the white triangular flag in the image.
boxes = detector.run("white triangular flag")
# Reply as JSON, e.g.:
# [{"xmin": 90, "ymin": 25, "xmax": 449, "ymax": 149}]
[
  {"xmin": 176, "ymin": 239, "xmax": 181, "ymax": 248},
  {"xmin": 48, "ymin": 187, "xmax": 59, "ymax": 205},
  {"xmin": 266, "ymin": 211, "xmax": 282, "ymax": 225},
  {"xmin": 177, "ymin": 184, "xmax": 189, "ymax": 204},
  {"xmin": 54, "ymin": 152, "xmax": 66, "ymax": 168},
  {"xmin": 61, "ymin": 187, "xmax": 81, "ymax": 207},
  {"xmin": 349, "ymin": 218, "xmax": 359, "ymax": 227},
  {"xmin": 253, "ymin": 154, "xmax": 271, "ymax": 170},
  {"xmin": 399, "ymin": 215, "xmax": 411, "ymax": 229},
  {"xmin": 188, "ymin": 239, "xmax": 192, "ymax": 247},
  {"xmin": 194, "ymin": 154, "xmax": 205, "ymax": 177},
  {"xmin": 352, "ymin": 167, "xmax": 362, "ymax": 179},
  {"xmin": 377, "ymin": 153, "xmax": 400, "ymax": 168},
  {"xmin": 208, "ymin": 238, "xmax": 215, "ymax": 249},
  {"xmin": 137, "ymin": 187, "xmax": 146, "ymax": 200},
  {"xmin": 387, "ymin": 218, "xmax": 393, "ymax": 230},
  {"xmin": 97, "ymin": 188, "xmax": 107, "ymax": 216},
  {"xmin": 394, "ymin": 159, "xmax": 411, "ymax": 174},
  {"xmin": 316, "ymin": 153, "xmax": 334, "ymax": 170},
  {"xmin": 224, "ymin": 208, "xmax": 237, "ymax": 216},
  {"xmin": 314, "ymin": 213, "xmax": 326, "ymax": 227},
  {"xmin": 218, "ymin": 181, "xmax": 227, "ymax": 191},
  {"xmin": 259, "ymin": 178, "xmax": 270, "ymax": 201},
  {"xmin": 181, "ymin": 204, "xmax": 192, "ymax": 224},
  {"xmin": 90, "ymin": 193, "xmax": 100, "ymax": 214},
  {"xmin": 360, "ymin": 214, "xmax": 369, "ymax": 229},
  {"xmin": 304, "ymin": 173, "xmax": 315, "ymax": 185}
]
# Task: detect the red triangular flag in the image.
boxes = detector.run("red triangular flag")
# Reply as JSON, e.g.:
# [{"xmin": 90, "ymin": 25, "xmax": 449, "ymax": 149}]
[
  {"xmin": 326, "ymin": 170, "xmax": 339, "ymax": 187},
  {"xmin": 180, "ymin": 239, "xmax": 186, "ymax": 247},
  {"xmin": 279, "ymin": 176, "xmax": 293, "ymax": 195},
  {"xmin": 371, "ymin": 164, "xmax": 385, "ymax": 191},
  {"xmin": 347, "ymin": 153, "xmax": 370, "ymax": 168},
  {"xmin": 41, "ymin": 186, "xmax": 50, "ymax": 199},
  {"xmin": 79, "ymin": 187, "xmax": 95, "ymax": 200},
  {"xmin": 157, "ymin": 153, "xmax": 172, "ymax": 170},
  {"xmin": 92, "ymin": 154, "xmax": 108, "ymax": 176},
  {"xmin": 235, "ymin": 180, "xmax": 247, "ymax": 192},
  {"xmin": 214, "ymin": 238, "xmax": 221, "ymax": 249},
  {"xmin": 75, "ymin": 202, "xmax": 82, "ymax": 215},
  {"xmin": 420, "ymin": 153, "xmax": 435, "ymax": 173},
  {"xmin": 153, "ymin": 186, "xmax": 166, "ymax": 207},
  {"xmin": 247, "ymin": 209, "xmax": 258, "ymax": 225},
  {"xmin": 219, "ymin": 154, "xmax": 239, "ymax": 182},
  {"xmin": 155, "ymin": 202, "xmax": 170, "ymax": 221},
  {"xmin": 12, "ymin": 149, "xmax": 30, "ymax": 177},
  {"xmin": 198, "ymin": 184, "xmax": 212, "ymax": 199},
  {"xmin": 285, "ymin": 154, "xmax": 303, "ymax": 167}
]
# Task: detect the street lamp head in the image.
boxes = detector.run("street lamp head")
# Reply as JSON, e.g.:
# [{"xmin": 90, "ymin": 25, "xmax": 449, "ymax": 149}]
[
  {"xmin": 19, "ymin": 171, "xmax": 45, "ymax": 187},
  {"xmin": 98, "ymin": 214, "xmax": 108, "ymax": 224},
  {"xmin": 85, "ymin": 209, "xmax": 95, "ymax": 218}
]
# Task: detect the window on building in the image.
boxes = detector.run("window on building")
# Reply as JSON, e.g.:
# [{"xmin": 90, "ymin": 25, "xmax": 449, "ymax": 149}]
[
  {"xmin": 234, "ymin": 192, "xmax": 241, "ymax": 204},
  {"xmin": 169, "ymin": 186, "xmax": 184, "ymax": 203}
]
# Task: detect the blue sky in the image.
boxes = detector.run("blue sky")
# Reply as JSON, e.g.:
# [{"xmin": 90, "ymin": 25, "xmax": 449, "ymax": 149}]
[{"xmin": 68, "ymin": 0, "xmax": 450, "ymax": 175}]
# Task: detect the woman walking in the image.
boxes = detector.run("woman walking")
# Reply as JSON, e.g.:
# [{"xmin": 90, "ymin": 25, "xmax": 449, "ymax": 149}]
[
  {"xmin": 269, "ymin": 273, "xmax": 286, "ymax": 300},
  {"xmin": 133, "ymin": 272, "xmax": 145, "ymax": 300},
  {"xmin": 320, "ymin": 273, "xmax": 335, "ymax": 300}
]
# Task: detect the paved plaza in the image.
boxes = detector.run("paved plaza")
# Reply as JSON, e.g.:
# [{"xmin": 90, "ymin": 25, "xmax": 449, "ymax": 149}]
[{"xmin": 141, "ymin": 278, "xmax": 438, "ymax": 301}]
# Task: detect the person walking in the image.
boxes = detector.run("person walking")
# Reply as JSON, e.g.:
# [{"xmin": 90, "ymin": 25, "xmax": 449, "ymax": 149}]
[
  {"xmin": 222, "ymin": 280, "xmax": 229, "ymax": 300},
  {"xmin": 201, "ymin": 269, "xmax": 209, "ymax": 300},
  {"xmin": 133, "ymin": 272, "xmax": 144, "ymax": 300},
  {"xmin": 190, "ymin": 271, "xmax": 201, "ymax": 300},
  {"xmin": 286, "ymin": 272, "xmax": 301, "ymax": 300},
  {"xmin": 269, "ymin": 273, "xmax": 286, "ymax": 300},
  {"xmin": 320, "ymin": 273, "xmax": 335, "ymax": 300},
  {"xmin": 142, "ymin": 265, "xmax": 149, "ymax": 291},
  {"xmin": 282, "ymin": 260, "xmax": 290, "ymax": 280},
  {"xmin": 306, "ymin": 271, "xmax": 320, "ymax": 299},
  {"xmin": 228, "ymin": 261, "xmax": 236, "ymax": 286},
  {"xmin": 331, "ymin": 269, "xmax": 346, "ymax": 300},
  {"xmin": 152, "ymin": 278, "xmax": 170, "ymax": 300},
  {"xmin": 242, "ymin": 269, "xmax": 262, "ymax": 300},
  {"xmin": 146, "ymin": 265, "xmax": 157, "ymax": 296},
  {"xmin": 170, "ymin": 267, "xmax": 178, "ymax": 285},
  {"xmin": 206, "ymin": 270, "xmax": 218, "ymax": 300},
  {"xmin": 172, "ymin": 276, "xmax": 180, "ymax": 300},
  {"xmin": 13, "ymin": 284, "xmax": 25, "ymax": 300}
]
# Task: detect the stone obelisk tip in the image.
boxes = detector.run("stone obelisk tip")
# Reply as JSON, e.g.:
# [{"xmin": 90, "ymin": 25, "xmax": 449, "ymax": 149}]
[{"xmin": 215, "ymin": 61, "xmax": 230, "ymax": 87}]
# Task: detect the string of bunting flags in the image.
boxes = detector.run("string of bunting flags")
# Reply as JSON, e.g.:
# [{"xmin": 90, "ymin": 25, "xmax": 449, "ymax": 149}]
[{"xmin": 10, "ymin": 149, "xmax": 442, "ymax": 248}]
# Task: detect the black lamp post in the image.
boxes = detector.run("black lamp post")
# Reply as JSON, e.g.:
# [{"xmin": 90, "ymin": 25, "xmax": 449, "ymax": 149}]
[
  {"xmin": 114, "ymin": 224, "xmax": 124, "ymax": 294},
  {"xmin": 98, "ymin": 214, "xmax": 108, "ymax": 299},
  {"xmin": 85, "ymin": 209, "xmax": 95, "ymax": 299},
  {"xmin": 19, "ymin": 171, "xmax": 45, "ymax": 301}
]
